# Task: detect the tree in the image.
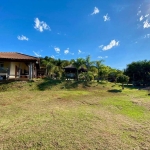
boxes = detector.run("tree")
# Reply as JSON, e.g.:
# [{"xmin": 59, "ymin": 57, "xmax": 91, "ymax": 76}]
[
  {"xmin": 108, "ymin": 68, "xmax": 123, "ymax": 84},
  {"xmin": 117, "ymin": 74, "xmax": 129, "ymax": 89},
  {"xmin": 99, "ymin": 65, "xmax": 110, "ymax": 81},
  {"xmin": 73, "ymin": 58, "xmax": 85, "ymax": 81},
  {"xmin": 95, "ymin": 60, "xmax": 103, "ymax": 82},
  {"xmin": 125, "ymin": 60, "xmax": 150, "ymax": 86},
  {"xmin": 89, "ymin": 66, "xmax": 98, "ymax": 80},
  {"xmin": 53, "ymin": 59, "xmax": 64, "ymax": 79},
  {"xmin": 78, "ymin": 71, "xmax": 94, "ymax": 82},
  {"xmin": 41, "ymin": 57, "xmax": 55, "ymax": 77},
  {"xmin": 85, "ymin": 55, "xmax": 95, "ymax": 71}
]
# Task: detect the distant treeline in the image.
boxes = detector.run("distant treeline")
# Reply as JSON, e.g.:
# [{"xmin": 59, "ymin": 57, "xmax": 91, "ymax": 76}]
[
  {"xmin": 125, "ymin": 60, "xmax": 150, "ymax": 86},
  {"xmin": 40, "ymin": 56, "xmax": 150, "ymax": 86}
]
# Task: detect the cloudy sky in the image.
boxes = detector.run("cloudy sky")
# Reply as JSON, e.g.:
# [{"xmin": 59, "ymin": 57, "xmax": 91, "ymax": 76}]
[{"xmin": 0, "ymin": 0, "xmax": 150, "ymax": 69}]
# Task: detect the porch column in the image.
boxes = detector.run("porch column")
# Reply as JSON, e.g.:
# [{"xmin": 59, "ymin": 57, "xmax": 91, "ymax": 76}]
[
  {"xmin": 18, "ymin": 63, "xmax": 21, "ymax": 78},
  {"xmin": 34, "ymin": 64, "xmax": 37, "ymax": 78},
  {"xmin": 29, "ymin": 62, "xmax": 33, "ymax": 80}
]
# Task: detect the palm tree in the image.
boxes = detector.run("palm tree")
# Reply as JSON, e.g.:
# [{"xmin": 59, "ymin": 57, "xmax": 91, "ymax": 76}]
[
  {"xmin": 41, "ymin": 57, "xmax": 55, "ymax": 77},
  {"xmin": 73, "ymin": 58, "xmax": 85, "ymax": 81},
  {"xmin": 85, "ymin": 55, "xmax": 95, "ymax": 71},
  {"xmin": 96, "ymin": 60, "xmax": 103, "ymax": 82}
]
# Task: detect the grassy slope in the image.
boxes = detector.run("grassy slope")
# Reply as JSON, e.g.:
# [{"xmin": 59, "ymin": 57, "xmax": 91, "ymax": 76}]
[{"xmin": 0, "ymin": 79, "xmax": 150, "ymax": 150}]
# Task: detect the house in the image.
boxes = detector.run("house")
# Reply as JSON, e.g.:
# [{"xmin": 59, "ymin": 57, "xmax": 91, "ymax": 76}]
[{"xmin": 0, "ymin": 52, "xmax": 40, "ymax": 80}]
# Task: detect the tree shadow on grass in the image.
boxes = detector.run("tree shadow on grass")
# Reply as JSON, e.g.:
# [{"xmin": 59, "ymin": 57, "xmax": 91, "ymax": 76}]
[
  {"xmin": 63, "ymin": 80, "xmax": 90, "ymax": 89},
  {"xmin": 63, "ymin": 80, "xmax": 79, "ymax": 89},
  {"xmin": 108, "ymin": 89, "xmax": 122, "ymax": 93},
  {"xmin": 97, "ymin": 81, "xmax": 108, "ymax": 85},
  {"xmin": 37, "ymin": 78, "xmax": 95, "ymax": 90},
  {"xmin": 37, "ymin": 78, "xmax": 62, "ymax": 91},
  {"xmin": 124, "ymin": 84, "xmax": 138, "ymax": 90}
]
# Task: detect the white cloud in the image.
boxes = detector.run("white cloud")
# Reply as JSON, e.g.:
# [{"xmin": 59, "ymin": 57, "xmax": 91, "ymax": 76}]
[
  {"xmin": 91, "ymin": 7, "xmax": 99, "ymax": 15},
  {"xmin": 102, "ymin": 40, "xmax": 119, "ymax": 51},
  {"xmin": 98, "ymin": 56, "xmax": 102, "ymax": 59},
  {"xmin": 50, "ymin": 55, "xmax": 55, "ymax": 58},
  {"xmin": 54, "ymin": 47, "xmax": 60, "ymax": 53},
  {"xmin": 144, "ymin": 34, "xmax": 150, "ymax": 38},
  {"xmin": 33, "ymin": 51, "xmax": 41, "ymax": 57},
  {"xmin": 137, "ymin": 10, "xmax": 141, "ymax": 15},
  {"xmin": 17, "ymin": 35, "xmax": 29, "ymax": 41},
  {"xmin": 78, "ymin": 49, "xmax": 82, "ymax": 54},
  {"xmin": 145, "ymin": 14, "xmax": 149, "ymax": 18},
  {"xmin": 140, "ymin": 15, "xmax": 144, "ymax": 21},
  {"xmin": 98, "ymin": 56, "xmax": 108, "ymax": 59},
  {"xmin": 143, "ymin": 20, "xmax": 150, "ymax": 28},
  {"xmin": 103, "ymin": 14, "xmax": 110, "ymax": 21},
  {"xmin": 99, "ymin": 45, "xmax": 103, "ymax": 48},
  {"xmin": 64, "ymin": 48, "xmax": 69, "ymax": 54},
  {"xmin": 34, "ymin": 18, "xmax": 50, "ymax": 32}
]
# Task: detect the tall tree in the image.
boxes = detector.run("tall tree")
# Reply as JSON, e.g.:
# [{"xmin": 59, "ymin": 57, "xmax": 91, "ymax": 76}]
[
  {"xmin": 99, "ymin": 65, "xmax": 110, "ymax": 81},
  {"xmin": 117, "ymin": 74, "xmax": 129, "ymax": 89},
  {"xmin": 108, "ymin": 68, "xmax": 123, "ymax": 84},
  {"xmin": 95, "ymin": 60, "xmax": 103, "ymax": 82},
  {"xmin": 85, "ymin": 55, "xmax": 95, "ymax": 71},
  {"xmin": 41, "ymin": 57, "xmax": 55, "ymax": 77},
  {"xmin": 125, "ymin": 60, "xmax": 150, "ymax": 86},
  {"xmin": 73, "ymin": 58, "xmax": 85, "ymax": 81}
]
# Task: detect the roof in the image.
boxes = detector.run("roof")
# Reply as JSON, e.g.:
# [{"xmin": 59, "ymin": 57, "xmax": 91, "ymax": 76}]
[
  {"xmin": 63, "ymin": 64, "xmax": 76, "ymax": 69},
  {"xmin": 0, "ymin": 52, "xmax": 39, "ymax": 61},
  {"xmin": 63, "ymin": 64, "xmax": 87, "ymax": 72}
]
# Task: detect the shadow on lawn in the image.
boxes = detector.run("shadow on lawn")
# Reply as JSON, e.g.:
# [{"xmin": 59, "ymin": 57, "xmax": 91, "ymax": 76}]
[
  {"xmin": 64, "ymin": 80, "xmax": 90, "ymax": 89},
  {"xmin": 108, "ymin": 89, "xmax": 122, "ymax": 93},
  {"xmin": 37, "ymin": 78, "xmax": 62, "ymax": 90},
  {"xmin": 37, "ymin": 78, "xmax": 91, "ymax": 90}
]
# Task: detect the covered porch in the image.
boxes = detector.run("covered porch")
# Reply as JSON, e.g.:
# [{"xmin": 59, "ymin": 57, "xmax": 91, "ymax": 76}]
[{"xmin": 0, "ymin": 52, "xmax": 40, "ymax": 80}]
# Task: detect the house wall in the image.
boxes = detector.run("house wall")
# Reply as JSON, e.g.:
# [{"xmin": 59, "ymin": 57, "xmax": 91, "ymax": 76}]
[
  {"xmin": 0, "ymin": 60, "xmax": 37, "ymax": 79},
  {"xmin": 9, "ymin": 62, "xmax": 29, "ymax": 78},
  {"xmin": 3, "ymin": 62, "xmax": 11, "ymax": 69}
]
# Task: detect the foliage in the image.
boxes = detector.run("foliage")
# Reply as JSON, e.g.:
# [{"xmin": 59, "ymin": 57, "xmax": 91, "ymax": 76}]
[
  {"xmin": 95, "ymin": 60, "xmax": 103, "ymax": 82},
  {"xmin": 125, "ymin": 60, "xmax": 150, "ymax": 86},
  {"xmin": 117, "ymin": 74, "xmax": 129, "ymax": 89},
  {"xmin": 40, "ymin": 55, "xmax": 149, "ymax": 88},
  {"xmin": 85, "ymin": 55, "xmax": 95, "ymax": 71},
  {"xmin": 78, "ymin": 71, "xmax": 94, "ymax": 81},
  {"xmin": 108, "ymin": 69, "xmax": 123, "ymax": 83},
  {"xmin": 73, "ymin": 58, "xmax": 85, "ymax": 81},
  {"xmin": 98, "ymin": 65, "xmax": 111, "ymax": 81}
]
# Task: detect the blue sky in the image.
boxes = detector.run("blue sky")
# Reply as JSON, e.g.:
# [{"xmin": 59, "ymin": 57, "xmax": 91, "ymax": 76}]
[{"xmin": 0, "ymin": 0, "xmax": 150, "ymax": 69}]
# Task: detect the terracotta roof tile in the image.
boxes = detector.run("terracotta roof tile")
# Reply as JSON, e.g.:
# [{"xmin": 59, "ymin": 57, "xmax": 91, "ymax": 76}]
[{"xmin": 0, "ymin": 52, "xmax": 39, "ymax": 60}]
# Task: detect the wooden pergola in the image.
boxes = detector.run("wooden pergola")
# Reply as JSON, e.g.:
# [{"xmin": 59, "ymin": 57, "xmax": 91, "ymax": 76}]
[{"xmin": 63, "ymin": 64, "xmax": 87, "ymax": 79}]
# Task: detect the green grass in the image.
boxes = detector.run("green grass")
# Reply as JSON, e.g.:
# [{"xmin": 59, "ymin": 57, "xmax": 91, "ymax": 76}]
[
  {"xmin": 0, "ymin": 79, "xmax": 150, "ymax": 149},
  {"xmin": 100, "ymin": 97, "xmax": 149, "ymax": 120}
]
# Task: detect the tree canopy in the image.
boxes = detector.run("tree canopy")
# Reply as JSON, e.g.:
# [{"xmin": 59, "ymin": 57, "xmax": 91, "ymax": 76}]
[
  {"xmin": 39, "ymin": 56, "xmax": 150, "ymax": 87},
  {"xmin": 124, "ymin": 60, "xmax": 150, "ymax": 86}
]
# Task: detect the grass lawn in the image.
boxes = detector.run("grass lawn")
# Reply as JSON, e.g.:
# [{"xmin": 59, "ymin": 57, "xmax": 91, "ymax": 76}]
[{"xmin": 0, "ymin": 79, "xmax": 150, "ymax": 150}]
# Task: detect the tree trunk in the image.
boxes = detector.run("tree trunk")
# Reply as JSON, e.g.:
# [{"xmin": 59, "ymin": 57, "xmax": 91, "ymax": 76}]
[
  {"xmin": 122, "ymin": 83, "xmax": 124, "ymax": 90},
  {"xmin": 97, "ymin": 76, "xmax": 100, "ymax": 82},
  {"xmin": 97, "ymin": 70, "xmax": 100, "ymax": 82},
  {"xmin": 76, "ymin": 70, "xmax": 79, "ymax": 81}
]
